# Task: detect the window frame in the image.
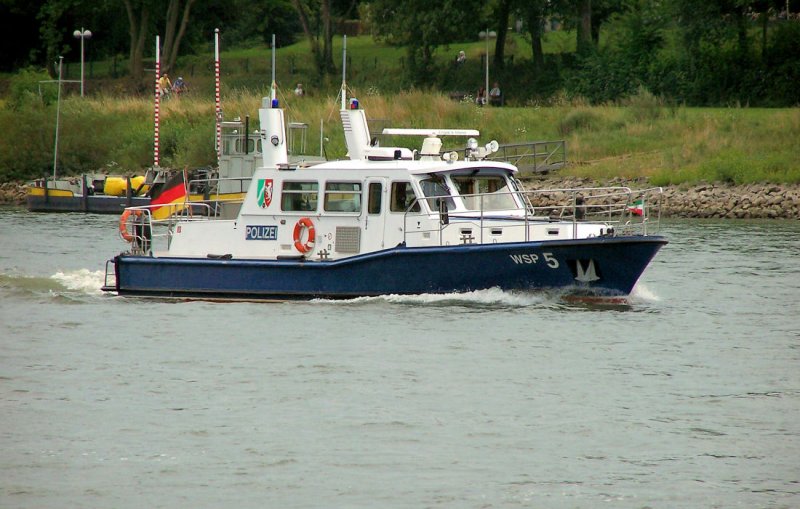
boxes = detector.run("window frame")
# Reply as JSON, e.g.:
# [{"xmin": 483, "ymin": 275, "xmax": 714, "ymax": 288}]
[
  {"xmin": 323, "ymin": 181, "xmax": 363, "ymax": 213},
  {"xmin": 280, "ymin": 181, "xmax": 319, "ymax": 212}
]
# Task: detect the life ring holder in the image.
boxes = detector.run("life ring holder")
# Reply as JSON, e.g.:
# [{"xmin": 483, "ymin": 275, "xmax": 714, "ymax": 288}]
[
  {"xmin": 119, "ymin": 209, "xmax": 143, "ymax": 243},
  {"xmin": 293, "ymin": 217, "xmax": 316, "ymax": 254}
]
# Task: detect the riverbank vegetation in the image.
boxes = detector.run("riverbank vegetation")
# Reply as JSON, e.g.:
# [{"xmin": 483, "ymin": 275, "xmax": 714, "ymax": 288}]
[
  {"xmin": 3, "ymin": 1, "xmax": 800, "ymax": 108},
  {"xmin": 1, "ymin": 88, "xmax": 797, "ymax": 186}
]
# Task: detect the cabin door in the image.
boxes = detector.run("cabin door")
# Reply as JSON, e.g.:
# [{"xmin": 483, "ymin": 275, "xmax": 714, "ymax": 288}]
[{"xmin": 364, "ymin": 178, "xmax": 387, "ymax": 249}]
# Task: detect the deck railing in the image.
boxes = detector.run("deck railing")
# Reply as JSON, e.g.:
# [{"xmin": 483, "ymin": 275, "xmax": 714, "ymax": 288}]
[{"xmin": 403, "ymin": 186, "xmax": 663, "ymax": 245}]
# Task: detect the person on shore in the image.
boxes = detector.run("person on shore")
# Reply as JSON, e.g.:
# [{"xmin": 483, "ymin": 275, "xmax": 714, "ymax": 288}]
[
  {"xmin": 158, "ymin": 74, "xmax": 172, "ymax": 98},
  {"xmin": 475, "ymin": 86, "xmax": 487, "ymax": 106},
  {"xmin": 294, "ymin": 83, "xmax": 305, "ymax": 97},
  {"xmin": 172, "ymin": 76, "xmax": 187, "ymax": 96},
  {"xmin": 489, "ymin": 81, "xmax": 502, "ymax": 106},
  {"xmin": 456, "ymin": 51, "xmax": 466, "ymax": 66}
]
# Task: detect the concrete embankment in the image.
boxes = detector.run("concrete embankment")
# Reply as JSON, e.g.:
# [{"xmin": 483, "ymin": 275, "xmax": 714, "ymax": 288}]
[{"xmin": 2, "ymin": 179, "xmax": 799, "ymax": 219}]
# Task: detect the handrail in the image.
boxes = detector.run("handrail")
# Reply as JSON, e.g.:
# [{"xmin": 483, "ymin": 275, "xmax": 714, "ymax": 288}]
[
  {"xmin": 402, "ymin": 186, "xmax": 663, "ymax": 245},
  {"xmin": 119, "ymin": 202, "xmax": 217, "ymax": 255}
]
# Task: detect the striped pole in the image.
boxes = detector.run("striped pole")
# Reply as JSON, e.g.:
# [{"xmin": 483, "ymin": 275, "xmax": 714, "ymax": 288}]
[
  {"xmin": 154, "ymin": 35, "xmax": 160, "ymax": 168},
  {"xmin": 214, "ymin": 28, "xmax": 222, "ymax": 162}
]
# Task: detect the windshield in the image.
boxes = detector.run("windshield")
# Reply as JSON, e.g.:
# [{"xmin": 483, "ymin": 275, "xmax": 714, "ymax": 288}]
[
  {"xmin": 451, "ymin": 174, "xmax": 518, "ymax": 211},
  {"xmin": 419, "ymin": 175, "xmax": 456, "ymax": 211}
]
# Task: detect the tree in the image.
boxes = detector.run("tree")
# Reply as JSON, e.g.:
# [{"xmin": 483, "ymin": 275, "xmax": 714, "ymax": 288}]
[
  {"xmin": 371, "ymin": 0, "xmax": 483, "ymax": 84},
  {"xmin": 291, "ymin": 0, "xmax": 336, "ymax": 76},
  {"xmin": 122, "ymin": 0, "xmax": 151, "ymax": 79},
  {"xmin": 161, "ymin": 0, "xmax": 198, "ymax": 73},
  {"xmin": 577, "ymin": 0, "xmax": 593, "ymax": 55},
  {"xmin": 519, "ymin": 0, "xmax": 549, "ymax": 72},
  {"xmin": 123, "ymin": 0, "xmax": 198, "ymax": 80},
  {"xmin": 0, "ymin": 0, "xmax": 44, "ymax": 71},
  {"xmin": 492, "ymin": 0, "xmax": 513, "ymax": 69}
]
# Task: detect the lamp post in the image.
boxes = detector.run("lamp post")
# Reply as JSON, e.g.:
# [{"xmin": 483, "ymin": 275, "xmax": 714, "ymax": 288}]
[
  {"xmin": 73, "ymin": 28, "xmax": 92, "ymax": 97},
  {"xmin": 478, "ymin": 28, "xmax": 496, "ymax": 102}
]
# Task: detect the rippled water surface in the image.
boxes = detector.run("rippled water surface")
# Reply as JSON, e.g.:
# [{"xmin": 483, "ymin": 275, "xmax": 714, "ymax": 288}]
[{"xmin": 1, "ymin": 208, "xmax": 799, "ymax": 508}]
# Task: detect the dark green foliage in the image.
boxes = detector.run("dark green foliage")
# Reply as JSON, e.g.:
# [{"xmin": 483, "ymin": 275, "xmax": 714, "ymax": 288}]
[
  {"xmin": 370, "ymin": 0, "xmax": 485, "ymax": 85},
  {"xmin": 7, "ymin": 69, "xmax": 59, "ymax": 110},
  {"xmin": 558, "ymin": 108, "xmax": 604, "ymax": 135}
]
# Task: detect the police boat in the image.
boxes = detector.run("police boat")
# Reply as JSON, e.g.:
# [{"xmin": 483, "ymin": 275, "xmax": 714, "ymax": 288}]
[{"xmin": 101, "ymin": 82, "xmax": 667, "ymax": 301}]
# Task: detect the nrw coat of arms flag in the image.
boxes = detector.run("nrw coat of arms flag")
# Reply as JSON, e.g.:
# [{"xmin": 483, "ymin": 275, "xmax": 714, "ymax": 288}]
[{"xmin": 257, "ymin": 179, "xmax": 273, "ymax": 208}]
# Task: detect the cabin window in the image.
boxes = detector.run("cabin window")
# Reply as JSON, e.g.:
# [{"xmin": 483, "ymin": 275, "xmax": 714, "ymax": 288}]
[
  {"xmin": 452, "ymin": 174, "xmax": 517, "ymax": 211},
  {"xmin": 281, "ymin": 181, "xmax": 318, "ymax": 211},
  {"xmin": 223, "ymin": 137, "xmax": 235, "ymax": 156},
  {"xmin": 235, "ymin": 137, "xmax": 256, "ymax": 154},
  {"xmin": 390, "ymin": 182, "xmax": 420, "ymax": 213},
  {"xmin": 368, "ymin": 183, "xmax": 382, "ymax": 214},
  {"xmin": 324, "ymin": 182, "xmax": 362, "ymax": 213},
  {"xmin": 420, "ymin": 174, "xmax": 456, "ymax": 212}
]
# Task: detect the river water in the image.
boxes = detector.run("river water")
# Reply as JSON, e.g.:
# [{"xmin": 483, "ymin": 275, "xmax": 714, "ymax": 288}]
[{"xmin": 1, "ymin": 207, "xmax": 798, "ymax": 508}]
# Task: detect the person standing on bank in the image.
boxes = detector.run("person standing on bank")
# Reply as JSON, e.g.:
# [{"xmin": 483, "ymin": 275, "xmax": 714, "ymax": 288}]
[
  {"xmin": 489, "ymin": 81, "xmax": 502, "ymax": 106},
  {"xmin": 476, "ymin": 86, "xmax": 487, "ymax": 106},
  {"xmin": 158, "ymin": 73, "xmax": 172, "ymax": 97}
]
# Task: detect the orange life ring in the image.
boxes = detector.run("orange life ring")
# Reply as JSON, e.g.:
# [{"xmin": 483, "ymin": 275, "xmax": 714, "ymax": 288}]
[
  {"xmin": 119, "ymin": 209, "xmax": 142, "ymax": 242},
  {"xmin": 293, "ymin": 217, "xmax": 316, "ymax": 253}
]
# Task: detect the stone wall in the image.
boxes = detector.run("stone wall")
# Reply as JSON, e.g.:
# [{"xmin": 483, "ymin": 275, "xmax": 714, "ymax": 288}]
[
  {"xmin": 521, "ymin": 177, "xmax": 800, "ymax": 220},
  {"xmin": 2, "ymin": 178, "xmax": 799, "ymax": 219},
  {"xmin": 0, "ymin": 182, "xmax": 26, "ymax": 204}
]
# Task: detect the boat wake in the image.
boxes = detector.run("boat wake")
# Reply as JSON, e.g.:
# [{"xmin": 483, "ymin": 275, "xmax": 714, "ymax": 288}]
[
  {"xmin": 317, "ymin": 287, "xmax": 555, "ymax": 309},
  {"xmin": 316, "ymin": 284, "xmax": 661, "ymax": 310},
  {"xmin": 51, "ymin": 269, "xmax": 105, "ymax": 295},
  {"xmin": 630, "ymin": 283, "xmax": 660, "ymax": 303},
  {"xmin": 382, "ymin": 287, "xmax": 551, "ymax": 308},
  {"xmin": 0, "ymin": 269, "xmax": 105, "ymax": 300}
]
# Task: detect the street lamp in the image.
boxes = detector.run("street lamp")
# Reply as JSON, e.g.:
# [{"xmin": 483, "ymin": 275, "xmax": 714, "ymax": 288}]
[
  {"xmin": 73, "ymin": 28, "xmax": 92, "ymax": 97},
  {"xmin": 479, "ymin": 29, "xmax": 497, "ymax": 103}
]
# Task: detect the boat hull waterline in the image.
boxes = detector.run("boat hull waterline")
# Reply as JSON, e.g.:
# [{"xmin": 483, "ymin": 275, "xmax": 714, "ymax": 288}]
[{"xmin": 104, "ymin": 236, "xmax": 666, "ymax": 300}]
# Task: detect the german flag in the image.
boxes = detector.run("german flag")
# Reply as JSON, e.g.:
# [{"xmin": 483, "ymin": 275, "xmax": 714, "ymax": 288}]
[{"xmin": 149, "ymin": 170, "xmax": 187, "ymax": 220}]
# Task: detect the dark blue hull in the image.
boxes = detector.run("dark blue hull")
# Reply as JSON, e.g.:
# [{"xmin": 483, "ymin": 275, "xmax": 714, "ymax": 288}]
[{"xmin": 105, "ymin": 236, "xmax": 667, "ymax": 300}]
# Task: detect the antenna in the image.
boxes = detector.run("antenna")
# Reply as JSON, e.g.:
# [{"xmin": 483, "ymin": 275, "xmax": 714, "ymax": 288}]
[
  {"xmin": 340, "ymin": 35, "xmax": 347, "ymax": 111},
  {"xmin": 53, "ymin": 56, "xmax": 63, "ymax": 180},
  {"xmin": 270, "ymin": 34, "xmax": 277, "ymax": 102}
]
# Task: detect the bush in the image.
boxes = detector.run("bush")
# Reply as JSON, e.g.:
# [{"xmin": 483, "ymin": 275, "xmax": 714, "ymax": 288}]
[
  {"xmin": 7, "ymin": 68, "xmax": 56, "ymax": 110},
  {"xmin": 621, "ymin": 87, "xmax": 665, "ymax": 122},
  {"xmin": 558, "ymin": 108, "xmax": 603, "ymax": 135}
]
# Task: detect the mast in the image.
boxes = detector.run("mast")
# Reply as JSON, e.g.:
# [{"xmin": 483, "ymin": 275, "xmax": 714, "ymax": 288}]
[
  {"xmin": 338, "ymin": 34, "xmax": 371, "ymax": 160},
  {"xmin": 270, "ymin": 34, "xmax": 277, "ymax": 104},
  {"xmin": 259, "ymin": 34, "xmax": 288, "ymax": 167},
  {"xmin": 52, "ymin": 56, "xmax": 63, "ymax": 180}
]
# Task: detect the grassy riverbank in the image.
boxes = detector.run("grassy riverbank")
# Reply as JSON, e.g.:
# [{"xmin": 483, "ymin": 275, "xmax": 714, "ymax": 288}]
[{"xmin": 1, "ymin": 89, "xmax": 798, "ymax": 185}]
